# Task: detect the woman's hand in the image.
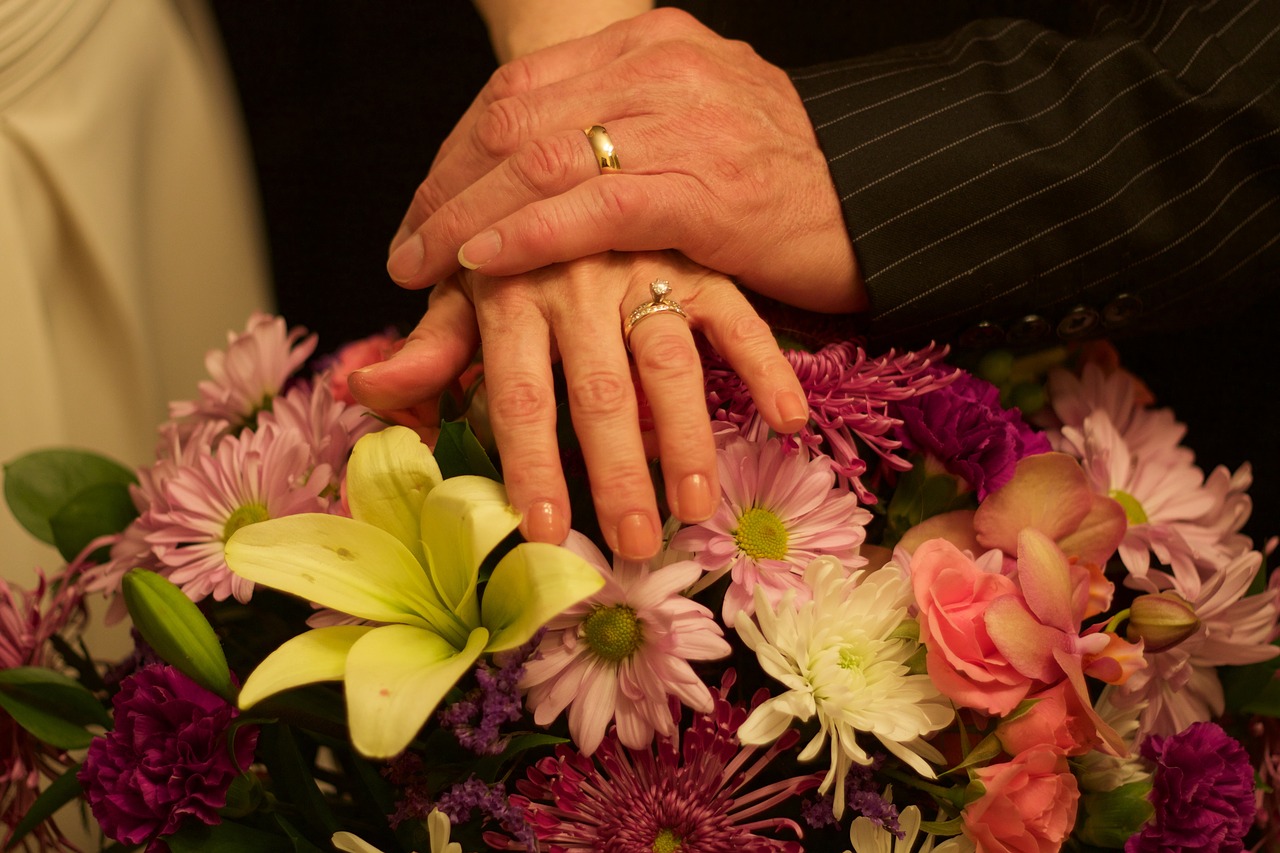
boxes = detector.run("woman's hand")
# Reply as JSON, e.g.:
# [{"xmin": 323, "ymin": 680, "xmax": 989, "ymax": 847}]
[
  {"xmin": 385, "ymin": 7, "xmax": 864, "ymax": 314},
  {"xmin": 350, "ymin": 252, "xmax": 807, "ymax": 560}
]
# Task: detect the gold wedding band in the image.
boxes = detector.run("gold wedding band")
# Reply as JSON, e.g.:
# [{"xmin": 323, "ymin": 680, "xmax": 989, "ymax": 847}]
[
  {"xmin": 623, "ymin": 279, "xmax": 688, "ymax": 350},
  {"xmin": 583, "ymin": 125, "xmax": 621, "ymax": 173}
]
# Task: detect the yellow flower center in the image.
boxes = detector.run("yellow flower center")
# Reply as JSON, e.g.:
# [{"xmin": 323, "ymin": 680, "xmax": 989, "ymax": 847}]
[
  {"xmin": 652, "ymin": 828, "xmax": 683, "ymax": 853},
  {"xmin": 1109, "ymin": 489, "xmax": 1149, "ymax": 525},
  {"xmin": 734, "ymin": 507, "xmax": 789, "ymax": 561},
  {"xmin": 839, "ymin": 647, "xmax": 864, "ymax": 672},
  {"xmin": 222, "ymin": 502, "xmax": 270, "ymax": 542},
  {"xmin": 582, "ymin": 605, "xmax": 642, "ymax": 663}
]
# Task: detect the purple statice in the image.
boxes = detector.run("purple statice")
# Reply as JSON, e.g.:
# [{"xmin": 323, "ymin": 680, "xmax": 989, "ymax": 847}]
[
  {"xmin": 1126, "ymin": 721, "xmax": 1255, "ymax": 853},
  {"xmin": 801, "ymin": 756, "xmax": 901, "ymax": 837},
  {"xmin": 437, "ymin": 635, "xmax": 539, "ymax": 755},
  {"xmin": 704, "ymin": 340, "xmax": 956, "ymax": 503},
  {"xmin": 437, "ymin": 778, "xmax": 537, "ymax": 852},
  {"xmin": 79, "ymin": 665, "xmax": 258, "ymax": 852},
  {"xmin": 892, "ymin": 367, "xmax": 1051, "ymax": 500}
]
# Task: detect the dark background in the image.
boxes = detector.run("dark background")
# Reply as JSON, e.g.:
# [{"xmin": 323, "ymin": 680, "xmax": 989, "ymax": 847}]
[{"xmin": 209, "ymin": 1, "xmax": 1276, "ymax": 549}]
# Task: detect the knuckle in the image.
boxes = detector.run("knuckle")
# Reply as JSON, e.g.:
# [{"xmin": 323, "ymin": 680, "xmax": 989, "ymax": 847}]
[
  {"xmin": 473, "ymin": 96, "xmax": 531, "ymax": 160},
  {"xmin": 720, "ymin": 310, "xmax": 776, "ymax": 352},
  {"xmin": 485, "ymin": 56, "xmax": 537, "ymax": 100},
  {"xmin": 410, "ymin": 179, "xmax": 451, "ymax": 221},
  {"xmin": 635, "ymin": 331, "xmax": 698, "ymax": 377},
  {"xmin": 511, "ymin": 135, "xmax": 580, "ymax": 196},
  {"xmin": 488, "ymin": 377, "xmax": 553, "ymax": 428},
  {"xmin": 592, "ymin": 178, "xmax": 645, "ymax": 224},
  {"xmin": 599, "ymin": 468, "xmax": 657, "ymax": 501},
  {"xmin": 567, "ymin": 369, "xmax": 631, "ymax": 416}
]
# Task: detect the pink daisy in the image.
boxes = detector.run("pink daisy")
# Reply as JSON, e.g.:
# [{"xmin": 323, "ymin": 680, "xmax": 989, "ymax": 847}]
[
  {"xmin": 491, "ymin": 673, "xmax": 814, "ymax": 853},
  {"xmin": 1053, "ymin": 410, "xmax": 1223, "ymax": 583},
  {"xmin": 1, "ymin": 569, "xmax": 86, "ymax": 850},
  {"xmin": 258, "ymin": 379, "xmax": 379, "ymax": 505},
  {"xmin": 145, "ymin": 423, "xmax": 331, "ymax": 603},
  {"xmin": 671, "ymin": 434, "xmax": 870, "ymax": 626},
  {"xmin": 704, "ymin": 340, "xmax": 955, "ymax": 502},
  {"xmin": 169, "ymin": 312, "xmax": 317, "ymax": 432},
  {"xmin": 520, "ymin": 533, "xmax": 730, "ymax": 756},
  {"xmin": 1112, "ymin": 549, "xmax": 1280, "ymax": 739}
]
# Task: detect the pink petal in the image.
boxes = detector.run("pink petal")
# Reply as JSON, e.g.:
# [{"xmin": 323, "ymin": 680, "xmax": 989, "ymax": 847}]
[
  {"xmin": 1016, "ymin": 528, "xmax": 1076, "ymax": 632},
  {"xmin": 975, "ymin": 453, "xmax": 1092, "ymax": 553},
  {"xmin": 986, "ymin": 595, "xmax": 1065, "ymax": 682}
]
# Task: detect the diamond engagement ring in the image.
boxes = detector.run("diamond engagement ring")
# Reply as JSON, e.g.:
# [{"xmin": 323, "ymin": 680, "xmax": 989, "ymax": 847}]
[
  {"xmin": 623, "ymin": 279, "xmax": 689, "ymax": 350},
  {"xmin": 583, "ymin": 125, "xmax": 621, "ymax": 173}
]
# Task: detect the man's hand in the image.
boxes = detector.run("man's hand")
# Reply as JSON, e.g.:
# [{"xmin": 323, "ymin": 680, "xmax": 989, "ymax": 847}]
[{"xmin": 386, "ymin": 8, "xmax": 865, "ymax": 314}]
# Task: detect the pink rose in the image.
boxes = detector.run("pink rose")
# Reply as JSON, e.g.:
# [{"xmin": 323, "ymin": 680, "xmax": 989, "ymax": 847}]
[
  {"xmin": 963, "ymin": 745, "xmax": 1079, "ymax": 853},
  {"xmin": 910, "ymin": 539, "xmax": 1034, "ymax": 716},
  {"xmin": 995, "ymin": 682, "xmax": 1097, "ymax": 757}
]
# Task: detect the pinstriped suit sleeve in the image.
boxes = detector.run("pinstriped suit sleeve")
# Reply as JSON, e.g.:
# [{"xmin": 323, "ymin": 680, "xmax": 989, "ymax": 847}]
[{"xmin": 788, "ymin": 1, "xmax": 1280, "ymax": 348}]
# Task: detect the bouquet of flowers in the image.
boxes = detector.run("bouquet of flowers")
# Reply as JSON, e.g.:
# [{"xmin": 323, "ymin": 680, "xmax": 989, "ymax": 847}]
[{"xmin": 3, "ymin": 311, "xmax": 1277, "ymax": 853}]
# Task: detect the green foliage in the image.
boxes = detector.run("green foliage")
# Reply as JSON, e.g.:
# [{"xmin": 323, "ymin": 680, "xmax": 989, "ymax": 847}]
[
  {"xmin": 0, "ymin": 667, "xmax": 110, "ymax": 749},
  {"xmin": 122, "ymin": 569, "xmax": 234, "ymax": 701},
  {"xmin": 3, "ymin": 449, "xmax": 137, "ymax": 559},
  {"xmin": 881, "ymin": 455, "xmax": 977, "ymax": 547},
  {"xmin": 434, "ymin": 420, "xmax": 501, "ymax": 481}
]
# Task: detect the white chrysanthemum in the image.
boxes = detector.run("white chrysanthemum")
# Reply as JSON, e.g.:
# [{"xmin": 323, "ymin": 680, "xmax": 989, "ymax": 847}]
[{"xmin": 735, "ymin": 557, "xmax": 954, "ymax": 819}]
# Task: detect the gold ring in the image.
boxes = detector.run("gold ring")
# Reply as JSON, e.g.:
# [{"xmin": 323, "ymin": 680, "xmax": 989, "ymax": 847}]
[
  {"xmin": 583, "ymin": 125, "xmax": 620, "ymax": 173},
  {"xmin": 623, "ymin": 279, "xmax": 688, "ymax": 350}
]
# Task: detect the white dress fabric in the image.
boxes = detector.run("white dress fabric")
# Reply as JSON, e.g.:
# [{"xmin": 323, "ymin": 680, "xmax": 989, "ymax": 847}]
[{"xmin": 1, "ymin": 0, "xmax": 271, "ymax": 577}]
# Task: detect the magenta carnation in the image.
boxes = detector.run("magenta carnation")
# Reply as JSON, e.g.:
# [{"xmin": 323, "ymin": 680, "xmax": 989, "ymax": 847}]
[
  {"xmin": 79, "ymin": 665, "xmax": 258, "ymax": 851},
  {"xmin": 892, "ymin": 368, "xmax": 1050, "ymax": 499},
  {"xmin": 1126, "ymin": 721, "xmax": 1255, "ymax": 853}
]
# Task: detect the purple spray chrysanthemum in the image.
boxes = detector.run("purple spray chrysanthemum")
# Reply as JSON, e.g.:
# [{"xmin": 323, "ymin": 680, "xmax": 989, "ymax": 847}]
[
  {"xmin": 892, "ymin": 367, "xmax": 1050, "ymax": 499},
  {"xmin": 1126, "ymin": 721, "xmax": 1255, "ymax": 853},
  {"xmin": 79, "ymin": 665, "xmax": 257, "ymax": 851}
]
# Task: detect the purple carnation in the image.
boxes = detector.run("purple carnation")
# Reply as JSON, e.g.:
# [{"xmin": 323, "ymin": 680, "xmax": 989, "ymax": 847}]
[
  {"xmin": 1126, "ymin": 722, "xmax": 1256, "ymax": 853},
  {"xmin": 79, "ymin": 665, "xmax": 258, "ymax": 851},
  {"xmin": 892, "ymin": 368, "xmax": 1050, "ymax": 499}
]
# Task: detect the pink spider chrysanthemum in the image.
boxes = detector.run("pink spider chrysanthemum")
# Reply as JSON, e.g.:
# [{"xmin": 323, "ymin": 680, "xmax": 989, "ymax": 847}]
[
  {"xmin": 1, "ymin": 569, "xmax": 87, "ymax": 851},
  {"xmin": 671, "ymin": 433, "xmax": 870, "ymax": 627},
  {"xmin": 169, "ymin": 312, "xmax": 317, "ymax": 432},
  {"xmin": 490, "ymin": 674, "xmax": 815, "ymax": 853},
  {"xmin": 703, "ymin": 339, "xmax": 955, "ymax": 502},
  {"xmin": 144, "ymin": 423, "xmax": 332, "ymax": 603},
  {"xmin": 521, "ymin": 534, "xmax": 730, "ymax": 757}
]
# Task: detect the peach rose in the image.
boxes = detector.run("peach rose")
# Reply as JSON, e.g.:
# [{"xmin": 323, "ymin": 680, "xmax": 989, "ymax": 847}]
[
  {"xmin": 995, "ymin": 682, "xmax": 1098, "ymax": 757},
  {"xmin": 963, "ymin": 745, "xmax": 1079, "ymax": 853},
  {"xmin": 910, "ymin": 539, "xmax": 1034, "ymax": 716}
]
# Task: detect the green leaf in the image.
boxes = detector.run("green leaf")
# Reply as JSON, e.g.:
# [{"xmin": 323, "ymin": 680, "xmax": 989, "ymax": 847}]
[
  {"xmin": 0, "ymin": 667, "xmax": 110, "ymax": 749},
  {"xmin": 122, "ymin": 569, "xmax": 234, "ymax": 701},
  {"xmin": 1241, "ymin": 677, "xmax": 1280, "ymax": 717},
  {"xmin": 49, "ymin": 480, "xmax": 139, "ymax": 561},
  {"xmin": 166, "ymin": 819, "xmax": 297, "ymax": 853},
  {"xmin": 434, "ymin": 420, "xmax": 500, "ymax": 481},
  {"xmin": 946, "ymin": 732, "xmax": 1004, "ymax": 774},
  {"xmin": 3, "ymin": 449, "xmax": 136, "ymax": 546},
  {"xmin": 3, "ymin": 764, "xmax": 82, "ymax": 850},
  {"xmin": 918, "ymin": 817, "xmax": 964, "ymax": 836},
  {"xmin": 258, "ymin": 725, "xmax": 338, "ymax": 837},
  {"xmin": 473, "ymin": 732, "xmax": 568, "ymax": 781}
]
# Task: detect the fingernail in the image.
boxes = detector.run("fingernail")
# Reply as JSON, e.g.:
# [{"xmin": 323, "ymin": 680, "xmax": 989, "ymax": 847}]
[
  {"xmin": 676, "ymin": 473, "xmax": 715, "ymax": 522},
  {"xmin": 617, "ymin": 512, "xmax": 658, "ymax": 561},
  {"xmin": 387, "ymin": 234, "xmax": 424, "ymax": 282},
  {"xmin": 775, "ymin": 389, "xmax": 809, "ymax": 430},
  {"xmin": 458, "ymin": 230, "xmax": 501, "ymax": 270},
  {"xmin": 525, "ymin": 500, "xmax": 564, "ymax": 544}
]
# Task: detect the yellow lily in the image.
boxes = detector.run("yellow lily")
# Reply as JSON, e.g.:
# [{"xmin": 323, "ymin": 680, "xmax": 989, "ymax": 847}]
[{"xmin": 224, "ymin": 426, "xmax": 603, "ymax": 758}]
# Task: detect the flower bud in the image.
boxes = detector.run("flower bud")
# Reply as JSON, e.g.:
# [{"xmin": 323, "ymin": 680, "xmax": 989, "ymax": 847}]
[{"xmin": 1126, "ymin": 592, "xmax": 1200, "ymax": 653}]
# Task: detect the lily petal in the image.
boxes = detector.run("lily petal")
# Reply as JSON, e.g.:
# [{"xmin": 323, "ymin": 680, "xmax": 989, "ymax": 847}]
[
  {"xmin": 226, "ymin": 514, "xmax": 467, "ymax": 645},
  {"xmin": 482, "ymin": 542, "xmax": 604, "ymax": 652},
  {"xmin": 1017, "ymin": 528, "xmax": 1075, "ymax": 631},
  {"xmin": 975, "ymin": 453, "xmax": 1092, "ymax": 553},
  {"xmin": 986, "ymin": 595, "xmax": 1064, "ymax": 683},
  {"xmin": 420, "ymin": 475, "xmax": 522, "ymax": 626},
  {"xmin": 346, "ymin": 426, "xmax": 441, "ymax": 566},
  {"xmin": 239, "ymin": 625, "xmax": 372, "ymax": 709},
  {"xmin": 1057, "ymin": 493, "xmax": 1126, "ymax": 566},
  {"xmin": 345, "ymin": 624, "xmax": 489, "ymax": 758}
]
